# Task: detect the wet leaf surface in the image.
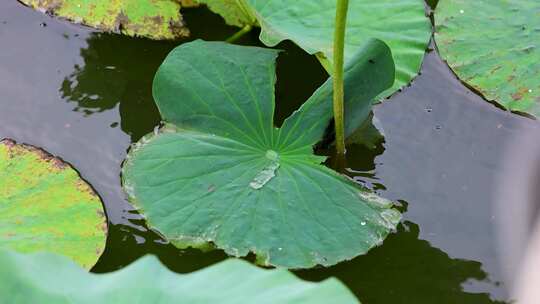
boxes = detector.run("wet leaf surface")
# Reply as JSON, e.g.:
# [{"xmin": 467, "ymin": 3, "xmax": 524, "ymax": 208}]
[
  {"xmin": 18, "ymin": 0, "xmax": 189, "ymax": 39},
  {"xmin": 0, "ymin": 139, "xmax": 107, "ymax": 269},
  {"xmin": 435, "ymin": 0, "xmax": 540, "ymax": 117},
  {"xmin": 0, "ymin": 249, "xmax": 359, "ymax": 303},
  {"xmin": 122, "ymin": 39, "xmax": 400, "ymax": 268}
]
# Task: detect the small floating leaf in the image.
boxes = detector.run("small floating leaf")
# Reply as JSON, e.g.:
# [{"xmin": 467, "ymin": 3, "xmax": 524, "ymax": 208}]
[
  {"xmin": 0, "ymin": 249, "xmax": 359, "ymax": 303},
  {"xmin": 198, "ymin": 0, "xmax": 431, "ymax": 99},
  {"xmin": 0, "ymin": 139, "xmax": 107, "ymax": 269},
  {"xmin": 435, "ymin": 0, "xmax": 540, "ymax": 117},
  {"xmin": 18, "ymin": 0, "xmax": 189, "ymax": 40},
  {"xmin": 123, "ymin": 40, "xmax": 399, "ymax": 269}
]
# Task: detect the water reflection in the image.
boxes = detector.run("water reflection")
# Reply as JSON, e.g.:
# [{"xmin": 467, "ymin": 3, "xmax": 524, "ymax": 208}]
[
  {"xmin": 95, "ymin": 220, "xmax": 505, "ymax": 304},
  {"xmin": 60, "ymin": 33, "xmax": 170, "ymax": 141},
  {"xmin": 58, "ymin": 8, "xmax": 248, "ymax": 141},
  {"xmin": 344, "ymin": 136, "xmax": 386, "ymax": 191},
  {"xmin": 297, "ymin": 221, "xmax": 505, "ymax": 304},
  {"xmin": 92, "ymin": 222, "xmax": 226, "ymax": 273}
]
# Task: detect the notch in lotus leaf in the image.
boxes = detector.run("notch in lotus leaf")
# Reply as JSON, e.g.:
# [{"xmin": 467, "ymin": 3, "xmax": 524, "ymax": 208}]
[{"xmin": 122, "ymin": 39, "xmax": 401, "ymax": 269}]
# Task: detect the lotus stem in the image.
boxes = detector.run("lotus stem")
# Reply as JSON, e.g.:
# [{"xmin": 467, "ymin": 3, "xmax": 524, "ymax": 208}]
[
  {"xmin": 333, "ymin": 0, "xmax": 349, "ymax": 161},
  {"xmin": 226, "ymin": 25, "xmax": 252, "ymax": 43}
]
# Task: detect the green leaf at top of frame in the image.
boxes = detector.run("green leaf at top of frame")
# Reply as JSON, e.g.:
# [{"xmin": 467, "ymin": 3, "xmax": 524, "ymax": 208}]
[
  {"xmin": 122, "ymin": 39, "xmax": 400, "ymax": 269},
  {"xmin": 435, "ymin": 0, "xmax": 540, "ymax": 117},
  {"xmin": 196, "ymin": 0, "xmax": 431, "ymax": 100},
  {"xmin": 18, "ymin": 0, "xmax": 190, "ymax": 40},
  {"xmin": 0, "ymin": 249, "xmax": 360, "ymax": 303},
  {"xmin": 193, "ymin": 0, "xmax": 257, "ymax": 27},
  {"xmin": 0, "ymin": 139, "xmax": 107, "ymax": 270}
]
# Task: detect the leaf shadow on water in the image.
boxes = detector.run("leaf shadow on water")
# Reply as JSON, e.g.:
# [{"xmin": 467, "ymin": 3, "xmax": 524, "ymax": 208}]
[
  {"xmin": 59, "ymin": 33, "xmax": 167, "ymax": 141},
  {"xmin": 92, "ymin": 220, "xmax": 228, "ymax": 273},
  {"xmin": 296, "ymin": 220, "xmax": 506, "ymax": 304},
  {"xmin": 58, "ymin": 7, "xmax": 252, "ymax": 142}
]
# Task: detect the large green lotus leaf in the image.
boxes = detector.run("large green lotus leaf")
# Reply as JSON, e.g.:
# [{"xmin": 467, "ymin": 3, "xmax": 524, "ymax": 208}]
[
  {"xmin": 197, "ymin": 0, "xmax": 431, "ymax": 99},
  {"xmin": 18, "ymin": 0, "xmax": 189, "ymax": 40},
  {"xmin": 0, "ymin": 249, "xmax": 359, "ymax": 303},
  {"xmin": 122, "ymin": 39, "xmax": 400, "ymax": 268},
  {"xmin": 435, "ymin": 0, "xmax": 540, "ymax": 117},
  {"xmin": 0, "ymin": 140, "xmax": 107, "ymax": 269}
]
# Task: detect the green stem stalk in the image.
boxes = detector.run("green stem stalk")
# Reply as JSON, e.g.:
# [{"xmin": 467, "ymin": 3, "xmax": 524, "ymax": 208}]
[
  {"xmin": 226, "ymin": 25, "xmax": 253, "ymax": 43},
  {"xmin": 333, "ymin": 0, "xmax": 349, "ymax": 160}
]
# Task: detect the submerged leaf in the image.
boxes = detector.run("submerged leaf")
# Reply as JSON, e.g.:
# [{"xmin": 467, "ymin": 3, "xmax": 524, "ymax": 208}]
[
  {"xmin": 198, "ymin": 0, "xmax": 431, "ymax": 99},
  {"xmin": 435, "ymin": 0, "xmax": 540, "ymax": 117},
  {"xmin": 18, "ymin": 0, "xmax": 189, "ymax": 40},
  {"xmin": 0, "ymin": 139, "xmax": 107, "ymax": 269},
  {"xmin": 122, "ymin": 40, "xmax": 400, "ymax": 268},
  {"xmin": 0, "ymin": 249, "xmax": 359, "ymax": 303}
]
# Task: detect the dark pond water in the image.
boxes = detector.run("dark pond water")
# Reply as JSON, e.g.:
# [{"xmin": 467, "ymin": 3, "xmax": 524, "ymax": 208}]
[{"xmin": 1, "ymin": 1, "xmax": 538, "ymax": 303}]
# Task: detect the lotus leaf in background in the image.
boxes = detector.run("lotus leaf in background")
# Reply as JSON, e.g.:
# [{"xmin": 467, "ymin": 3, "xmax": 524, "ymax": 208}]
[
  {"xmin": 0, "ymin": 249, "xmax": 359, "ymax": 303},
  {"xmin": 194, "ymin": 0, "xmax": 256, "ymax": 27},
  {"xmin": 18, "ymin": 0, "xmax": 190, "ymax": 39},
  {"xmin": 435, "ymin": 0, "xmax": 540, "ymax": 117},
  {"xmin": 122, "ymin": 39, "xmax": 400, "ymax": 269},
  {"xmin": 0, "ymin": 139, "xmax": 107, "ymax": 270},
  {"xmin": 197, "ymin": 0, "xmax": 431, "ymax": 100}
]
